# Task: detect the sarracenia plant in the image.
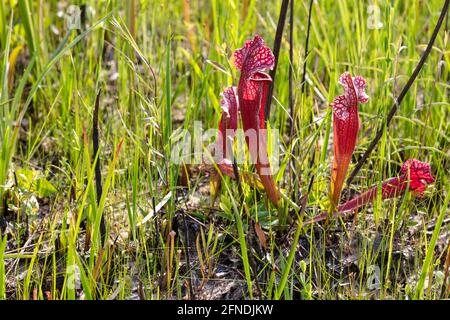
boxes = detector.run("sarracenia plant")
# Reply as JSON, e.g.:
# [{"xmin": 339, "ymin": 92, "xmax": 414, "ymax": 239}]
[
  {"xmin": 210, "ymin": 87, "xmax": 239, "ymax": 203},
  {"xmin": 211, "ymin": 35, "xmax": 280, "ymax": 208},
  {"xmin": 305, "ymin": 159, "xmax": 435, "ymax": 225},
  {"xmin": 330, "ymin": 72, "xmax": 369, "ymax": 210}
]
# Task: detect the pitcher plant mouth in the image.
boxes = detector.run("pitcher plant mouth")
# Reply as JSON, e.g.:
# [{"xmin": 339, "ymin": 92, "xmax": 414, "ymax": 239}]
[
  {"xmin": 329, "ymin": 72, "xmax": 369, "ymax": 211},
  {"xmin": 305, "ymin": 159, "xmax": 435, "ymax": 225}
]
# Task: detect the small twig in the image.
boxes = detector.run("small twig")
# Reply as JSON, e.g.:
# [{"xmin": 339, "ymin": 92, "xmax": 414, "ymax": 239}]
[
  {"xmin": 290, "ymin": 0, "xmax": 314, "ymax": 203},
  {"xmin": 152, "ymin": 190, "xmax": 162, "ymax": 251},
  {"xmin": 182, "ymin": 211, "xmax": 195, "ymax": 299},
  {"xmin": 287, "ymin": 0, "xmax": 300, "ymax": 202},
  {"xmin": 347, "ymin": 0, "xmax": 449, "ymax": 186},
  {"xmin": 288, "ymin": 0, "xmax": 294, "ymax": 133},
  {"xmin": 300, "ymin": 0, "xmax": 313, "ymax": 96},
  {"xmin": 264, "ymin": 0, "xmax": 290, "ymax": 120},
  {"xmin": 306, "ymin": 151, "xmax": 316, "ymax": 196},
  {"xmin": 287, "ymin": 0, "xmax": 295, "ymax": 198},
  {"xmin": 93, "ymin": 89, "xmax": 106, "ymax": 246},
  {"xmin": 230, "ymin": 152, "xmax": 244, "ymax": 198},
  {"xmin": 0, "ymin": 197, "xmax": 6, "ymax": 234}
]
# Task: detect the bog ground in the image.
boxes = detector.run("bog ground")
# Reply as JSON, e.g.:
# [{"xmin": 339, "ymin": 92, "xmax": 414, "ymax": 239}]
[{"xmin": 0, "ymin": 0, "xmax": 449, "ymax": 300}]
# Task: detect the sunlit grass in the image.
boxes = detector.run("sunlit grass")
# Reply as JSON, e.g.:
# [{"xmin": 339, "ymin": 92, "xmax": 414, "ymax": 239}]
[{"xmin": 0, "ymin": 0, "xmax": 448, "ymax": 300}]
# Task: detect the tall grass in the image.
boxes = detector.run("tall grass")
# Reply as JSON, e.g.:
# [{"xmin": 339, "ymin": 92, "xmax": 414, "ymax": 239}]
[{"xmin": 0, "ymin": 0, "xmax": 448, "ymax": 300}]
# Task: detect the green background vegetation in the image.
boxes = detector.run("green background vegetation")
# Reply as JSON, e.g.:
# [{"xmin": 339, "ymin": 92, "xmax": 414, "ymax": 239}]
[{"xmin": 0, "ymin": 0, "xmax": 448, "ymax": 300}]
